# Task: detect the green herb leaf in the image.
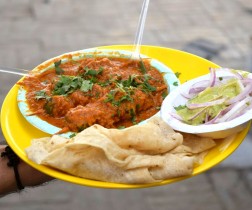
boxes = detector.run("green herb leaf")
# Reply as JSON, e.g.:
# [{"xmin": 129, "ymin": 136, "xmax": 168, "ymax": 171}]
[
  {"xmin": 136, "ymin": 104, "xmax": 140, "ymax": 111},
  {"xmin": 120, "ymin": 94, "xmax": 133, "ymax": 103},
  {"xmin": 173, "ymin": 81, "xmax": 178, "ymax": 86},
  {"xmin": 117, "ymin": 126, "xmax": 126, "ymax": 129},
  {"xmin": 139, "ymin": 58, "xmax": 147, "ymax": 74},
  {"xmin": 35, "ymin": 90, "xmax": 50, "ymax": 100},
  {"xmin": 104, "ymin": 90, "xmax": 118, "ymax": 106},
  {"xmin": 98, "ymin": 66, "xmax": 104, "ymax": 74},
  {"xmin": 78, "ymin": 126, "xmax": 86, "ymax": 132},
  {"xmin": 174, "ymin": 105, "xmax": 186, "ymax": 111},
  {"xmin": 84, "ymin": 66, "xmax": 103, "ymax": 76},
  {"xmin": 69, "ymin": 133, "xmax": 76, "ymax": 138},
  {"xmin": 104, "ymin": 88, "xmax": 133, "ymax": 107},
  {"xmin": 53, "ymin": 75, "xmax": 93, "ymax": 95},
  {"xmin": 95, "ymin": 92, "xmax": 100, "ymax": 98},
  {"xmin": 121, "ymin": 75, "xmax": 138, "ymax": 87},
  {"xmin": 85, "ymin": 69, "xmax": 98, "ymax": 76},
  {"xmin": 80, "ymin": 80, "xmax": 93, "ymax": 92},
  {"xmin": 129, "ymin": 108, "xmax": 136, "ymax": 123},
  {"xmin": 117, "ymin": 109, "xmax": 121, "ymax": 117},
  {"xmin": 44, "ymin": 99, "xmax": 54, "ymax": 115},
  {"xmin": 162, "ymin": 91, "xmax": 168, "ymax": 99},
  {"xmin": 54, "ymin": 60, "xmax": 64, "ymax": 75},
  {"xmin": 98, "ymin": 80, "xmax": 111, "ymax": 87},
  {"xmin": 175, "ymin": 72, "xmax": 181, "ymax": 78},
  {"xmin": 142, "ymin": 80, "xmax": 156, "ymax": 92}
]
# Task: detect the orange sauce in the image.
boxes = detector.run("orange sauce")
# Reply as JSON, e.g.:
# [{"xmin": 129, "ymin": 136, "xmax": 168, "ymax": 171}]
[{"xmin": 19, "ymin": 57, "xmax": 168, "ymax": 133}]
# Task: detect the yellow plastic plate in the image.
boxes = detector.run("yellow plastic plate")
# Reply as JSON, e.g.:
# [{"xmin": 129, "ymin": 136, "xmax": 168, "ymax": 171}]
[{"xmin": 1, "ymin": 45, "xmax": 251, "ymax": 189}]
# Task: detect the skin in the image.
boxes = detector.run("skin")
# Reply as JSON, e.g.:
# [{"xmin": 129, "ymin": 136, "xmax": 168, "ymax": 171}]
[{"xmin": 0, "ymin": 145, "xmax": 53, "ymax": 197}]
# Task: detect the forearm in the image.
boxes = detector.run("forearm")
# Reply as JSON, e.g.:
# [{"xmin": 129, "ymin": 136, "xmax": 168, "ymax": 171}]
[
  {"xmin": 0, "ymin": 145, "xmax": 53, "ymax": 196},
  {"xmin": 0, "ymin": 147, "xmax": 16, "ymax": 195}
]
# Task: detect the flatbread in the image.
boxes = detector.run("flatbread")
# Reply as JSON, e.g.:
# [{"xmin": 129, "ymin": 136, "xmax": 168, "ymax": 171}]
[
  {"xmin": 81, "ymin": 119, "xmax": 183, "ymax": 154},
  {"xmin": 26, "ymin": 117, "xmax": 216, "ymax": 184},
  {"xmin": 181, "ymin": 133, "xmax": 216, "ymax": 154}
]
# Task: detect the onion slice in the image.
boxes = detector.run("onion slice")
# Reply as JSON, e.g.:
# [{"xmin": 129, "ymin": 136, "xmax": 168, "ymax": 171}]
[
  {"xmin": 188, "ymin": 80, "xmax": 209, "ymax": 94},
  {"xmin": 187, "ymin": 98, "xmax": 226, "ymax": 109},
  {"xmin": 169, "ymin": 112, "xmax": 183, "ymax": 121},
  {"xmin": 226, "ymin": 83, "xmax": 252, "ymax": 105},
  {"xmin": 209, "ymin": 68, "xmax": 216, "ymax": 87},
  {"xmin": 188, "ymin": 107, "xmax": 208, "ymax": 121},
  {"xmin": 189, "ymin": 87, "xmax": 206, "ymax": 95},
  {"xmin": 204, "ymin": 102, "xmax": 237, "ymax": 124},
  {"xmin": 204, "ymin": 109, "xmax": 225, "ymax": 124},
  {"xmin": 180, "ymin": 91, "xmax": 195, "ymax": 99},
  {"xmin": 242, "ymin": 78, "xmax": 252, "ymax": 85},
  {"xmin": 217, "ymin": 97, "xmax": 252, "ymax": 123},
  {"xmin": 216, "ymin": 68, "xmax": 244, "ymax": 79}
]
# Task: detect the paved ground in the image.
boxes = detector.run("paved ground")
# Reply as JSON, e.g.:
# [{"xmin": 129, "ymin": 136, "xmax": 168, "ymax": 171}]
[{"xmin": 0, "ymin": 0, "xmax": 252, "ymax": 209}]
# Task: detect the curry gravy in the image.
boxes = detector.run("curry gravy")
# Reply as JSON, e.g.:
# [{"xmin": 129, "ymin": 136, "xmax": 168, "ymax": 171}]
[{"xmin": 19, "ymin": 57, "xmax": 168, "ymax": 133}]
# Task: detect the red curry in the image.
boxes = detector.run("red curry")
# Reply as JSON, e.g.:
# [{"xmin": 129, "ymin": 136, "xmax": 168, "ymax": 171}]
[{"xmin": 19, "ymin": 56, "xmax": 168, "ymax": 133}]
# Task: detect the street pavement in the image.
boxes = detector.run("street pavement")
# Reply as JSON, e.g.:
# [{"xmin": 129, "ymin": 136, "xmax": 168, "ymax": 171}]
[{"xmin": 0, "ymin": 0, "xmax": 252, "ymax": 209}]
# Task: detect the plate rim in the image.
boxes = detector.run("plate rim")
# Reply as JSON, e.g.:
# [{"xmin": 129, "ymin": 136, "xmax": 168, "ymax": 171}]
[{"xmin": 1, "ymin": 45, "xmax": 250, "ymax": 189}]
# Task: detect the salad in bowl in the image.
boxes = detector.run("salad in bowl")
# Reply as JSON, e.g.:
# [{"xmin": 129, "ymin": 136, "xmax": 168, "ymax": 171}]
[{"xmin": 161, "ymin": 68, "xmax": 252, "ymax": 139}]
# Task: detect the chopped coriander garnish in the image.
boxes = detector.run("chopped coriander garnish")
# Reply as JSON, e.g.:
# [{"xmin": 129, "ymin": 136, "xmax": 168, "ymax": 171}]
[
  {"xmin": 78, "ymin": 126, "xmax": 85, "ymax": 132},
  {"xmin": 162, "ymin": 91, "xmax": 168, "ymax": 99},
  {"xmin": 53, "ymin": 75, "xmax": 93, "ymax": 95},
  {"xmin": 139, "ymin": 58, "xmax": 147, "ymax": 74},
  {"xmin": 174, "ymin": 105, "xmax": 186, "ymax": 111},
  {"xmin": 117, "ymin": 126, "xmax": 126, "ymax": 129},
  {"xmin": 173, "ymin": 81, "xmax": 178, "ymax": 86},
  {"xmin": 136, "ymin": 104, "xmax": 140, "ymax": 111},
  {"xmin": 104, "ymin": 89, "xmax": 133, "ymax": 107},
  {"xmin": 35, "ymin": 90, "xmax": 50, "ymax": 100},
  {"xmin": 117, "ymin": 109, "xmax": 121, "ymax": 117},
  {"xmin": 104, "ymin": 90, "xmax": 119, "ymax": 106},
  {"xmin": 80, "ymin": 80, "xmax": 93, "ymax": 92},
  {"xmin": 119, "ymin": 93, "xmax": 133, "ymax": 103},
  {"xmin": 142, "ymin": 80, "xmax": 156, "ymax": 92},
  {"xmin": 84, "ymin": 66, "xmax": 103, "ymax": 76},
  {"xmin": 44, "ymin": 99, "xmax": 54, "ymax": 115},
  {"xmin": 104, "ymin": 74, "xmax": 158, "ymax": 106},
  {"xmin": 121, "ymin": 75, "xmax": 138, "ymax": 87},
  {"xmin": 95, "ymin": 92, "xmax": 100, "ymax": 98},
  {"xmin": 175, "ymin": 72, "xmax": 181, "ymax": 78},
  {"xmin": 82, "ymin": 67, "xmax": 103, "ymax": 84},
  {"xmin": 98, "ymin": 80, "xmax": 111, "ymax": 87},
  {"xmin": 54, "ymin": 60, "xmax": 64, "ymax": 75},
  {"xmin": 129, "ymin": 108, "xmax": 136, "ymax": 124},
  {"xmin": 69, "ymin": 133, "xmax": 76, "ymax": 138}
]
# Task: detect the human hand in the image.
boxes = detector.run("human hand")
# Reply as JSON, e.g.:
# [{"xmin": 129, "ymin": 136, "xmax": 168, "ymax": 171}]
[{"xmin": 0, "ymin": 145, "xmax": 54, "ymax": 196}]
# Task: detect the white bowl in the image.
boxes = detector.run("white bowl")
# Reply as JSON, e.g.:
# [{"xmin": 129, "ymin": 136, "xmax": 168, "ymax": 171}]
[
  {"xmin": 160, "ymin": 70, "xmax": 252, "ymax": 139},
  {"xmin": 17, "ymin": 48, "xmax": 179, "ymax": 138}
]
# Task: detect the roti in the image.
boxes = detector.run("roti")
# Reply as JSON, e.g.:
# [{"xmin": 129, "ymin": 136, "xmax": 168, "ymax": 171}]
[{"xmin": 26, "ymin": 117, "xmax": 216, "ymax": 184}]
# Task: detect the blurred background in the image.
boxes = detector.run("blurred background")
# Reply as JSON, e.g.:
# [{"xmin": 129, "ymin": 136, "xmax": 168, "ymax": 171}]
[{"xmin": 0, "ymin": 0, "xmax": 252, "ymax": 209}]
